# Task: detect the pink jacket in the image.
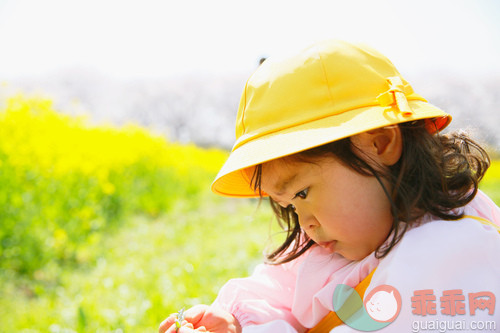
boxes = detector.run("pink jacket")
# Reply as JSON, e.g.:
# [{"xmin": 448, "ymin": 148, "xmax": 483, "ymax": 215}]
[{"xmin": 213, "ymin": 190, "xmax": 500, "ymax": 332}]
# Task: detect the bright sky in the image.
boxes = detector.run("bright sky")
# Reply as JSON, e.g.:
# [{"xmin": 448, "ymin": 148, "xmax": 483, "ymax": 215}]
[{"xmin": 0, "ymin": 0, "xmax": 499, "ymax": 80}]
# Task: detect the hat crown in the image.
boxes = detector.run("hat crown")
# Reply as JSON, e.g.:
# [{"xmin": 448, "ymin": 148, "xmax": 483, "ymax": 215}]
[{"xmin": 233, "ymin": 40, "xmax": 419, "ymax": 151}]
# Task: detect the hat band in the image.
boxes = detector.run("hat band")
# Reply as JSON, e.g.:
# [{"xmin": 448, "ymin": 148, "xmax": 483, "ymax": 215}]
[{"xmin": 232, "ymin": 94, "xmax": 427, "ymax": 153}]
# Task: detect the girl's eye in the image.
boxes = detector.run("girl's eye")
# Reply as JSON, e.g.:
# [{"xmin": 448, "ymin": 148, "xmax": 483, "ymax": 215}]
[{"xmin": 294, "ymin": 188, "xmax": 309, "ymax": 199}]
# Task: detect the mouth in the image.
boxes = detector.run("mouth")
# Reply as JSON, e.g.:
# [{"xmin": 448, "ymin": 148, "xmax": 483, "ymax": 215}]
[{"xmin": 317, "ymin": 240, "xmax": 336, "ymax": 252}]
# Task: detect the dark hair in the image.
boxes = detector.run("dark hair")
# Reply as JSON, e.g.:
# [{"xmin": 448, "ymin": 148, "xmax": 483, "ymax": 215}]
[{"xmin": 251, "ymin": 120, "xmax": 490, "ymax": 264}]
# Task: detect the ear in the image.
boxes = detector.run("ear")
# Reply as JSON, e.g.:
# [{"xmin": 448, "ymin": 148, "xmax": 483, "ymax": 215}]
[{"xmin": 350, "ymin": 126, "xmax": 402, "ymax": 166}]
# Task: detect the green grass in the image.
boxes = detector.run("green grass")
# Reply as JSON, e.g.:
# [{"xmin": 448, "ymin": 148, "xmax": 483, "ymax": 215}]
[{"xmin": 0, "ymin": 193, "xmax": 275, "ymax": 332}]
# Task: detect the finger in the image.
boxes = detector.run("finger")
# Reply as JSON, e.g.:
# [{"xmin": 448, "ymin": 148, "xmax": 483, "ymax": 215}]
[
  {"xmin": 159, "ymin": 315, "xmax": 177, "ymax": 333},
  {"xmin": 183, "ymin": 304, "xmax": 210, "ymax": 326},
  {"xmin": 163, "ymin": 320, "xmax": 195, "ymax": 333},
  {"xmin": 178, "ymin": 326, "xmax": 197, "ymax": 333},
  {"xmin": 163, "ymin": 322, "xmax": 180, "ymax": 333}
]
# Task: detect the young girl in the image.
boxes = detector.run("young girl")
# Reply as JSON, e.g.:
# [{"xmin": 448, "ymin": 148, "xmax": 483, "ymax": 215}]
[{"xmin": 159, "ymin": 40, "xmax": 500, "ymax": 333}]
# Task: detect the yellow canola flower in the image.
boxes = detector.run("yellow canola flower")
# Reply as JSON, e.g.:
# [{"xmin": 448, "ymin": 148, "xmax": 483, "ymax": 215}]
[
  {"xmin": 0, "ymin": 95, "xmax": 227, "ymax": 180},
  {"xmin": 53, "ymin": 228, "xmax": 68, "ymax": 249}
]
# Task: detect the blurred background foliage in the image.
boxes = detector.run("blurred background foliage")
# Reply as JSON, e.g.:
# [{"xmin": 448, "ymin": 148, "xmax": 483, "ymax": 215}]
[
  {"xmin": 0, "ymin": 95, "xmax": 499, "ymax": 332},
  {"xmin": 0, "ymin": 95, "xmax": 228, "ymax": 276},
  {"xmin": 0, "ymin": 95, "xmax": 276, "ymax": 332}
]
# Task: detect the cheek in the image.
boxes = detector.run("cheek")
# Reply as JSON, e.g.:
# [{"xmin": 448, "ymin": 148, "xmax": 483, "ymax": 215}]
[
  {"xmin": 319, "ymin": 179, "xmax": 393, "ymax": 238},
  {"xmin": 324, "ymin": 180, "xmax": 391, "ymax": 222},
  {"xmin": 354, "ymin": 176, "xmax": 393, "ymax": 217}
]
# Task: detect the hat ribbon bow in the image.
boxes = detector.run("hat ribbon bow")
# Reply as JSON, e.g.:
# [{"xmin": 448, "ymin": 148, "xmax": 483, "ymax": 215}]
[{"xmin": 376, "ymin": 76, "xmax": 414, "ymax": 116}]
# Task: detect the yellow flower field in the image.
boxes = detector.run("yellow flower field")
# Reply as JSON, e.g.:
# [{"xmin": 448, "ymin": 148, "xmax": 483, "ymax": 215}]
[{"xmin": 0, "ymin": 95, "xmax": 227, "ymax": 276}]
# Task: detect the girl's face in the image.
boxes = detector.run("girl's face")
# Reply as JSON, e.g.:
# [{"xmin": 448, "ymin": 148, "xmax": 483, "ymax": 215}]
[{"xmin": 260, "ymin": 154, "xmax": 394, "ymax": 261}]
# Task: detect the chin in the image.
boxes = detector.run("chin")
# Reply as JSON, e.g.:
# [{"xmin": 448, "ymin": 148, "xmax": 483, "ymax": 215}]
[{"xmin": 342, "ymin": 250, "xmax": 372, "ymax": 261}]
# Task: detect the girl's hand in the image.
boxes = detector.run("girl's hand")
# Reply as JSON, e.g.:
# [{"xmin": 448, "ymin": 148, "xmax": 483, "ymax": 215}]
[{"xmin": 159, "ymin": 304, "xmax": 242, "ymax": 333}]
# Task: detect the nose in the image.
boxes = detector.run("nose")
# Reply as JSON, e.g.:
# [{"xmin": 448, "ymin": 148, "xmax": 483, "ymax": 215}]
[{"xmin": 295, "ymin": 208, "xmax": 319, "ymax": 231}]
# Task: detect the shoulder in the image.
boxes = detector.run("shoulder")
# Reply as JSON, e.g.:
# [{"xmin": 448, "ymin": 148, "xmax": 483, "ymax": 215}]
[
  {"xmin": 402, "ymin": 216, "xmax": 499, "ymax": 253},
  {"xmin": 363, "ymin": 215, "xmax": 500, "ymax": 329},
  {"xmin": 386, "ymin": 217, "xmax": 499, "ymax": 271},
  {"xmin": 370, "ymin": 217, "xmax": 500, "ymax": 291}
]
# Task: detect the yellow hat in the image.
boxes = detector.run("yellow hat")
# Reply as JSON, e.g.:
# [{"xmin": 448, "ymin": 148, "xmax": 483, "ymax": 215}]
[{"xmin": 211, "ymin": 40, "xmax": 451, "ymax": 197}]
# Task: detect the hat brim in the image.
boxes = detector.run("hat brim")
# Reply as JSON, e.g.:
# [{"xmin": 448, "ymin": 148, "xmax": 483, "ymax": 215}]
[{"xmin": 212, "ymin": 100, "xmax": 451, "ymax": 198}]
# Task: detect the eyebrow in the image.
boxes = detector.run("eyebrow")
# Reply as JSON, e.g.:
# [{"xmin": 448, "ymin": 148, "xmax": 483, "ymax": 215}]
[{"xmin": 274, "ymin": 173, "xmax": 298, "ymax": 197}]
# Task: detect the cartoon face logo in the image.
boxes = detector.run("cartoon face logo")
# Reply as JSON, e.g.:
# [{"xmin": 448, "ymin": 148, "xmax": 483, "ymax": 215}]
[
  {"xmin": 333, "ymin": 283, "xmax": 402, "ymax": 331},
  {"xmin": 364, "ymin": 285, "xmax": 402, "ymax": 323}
]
